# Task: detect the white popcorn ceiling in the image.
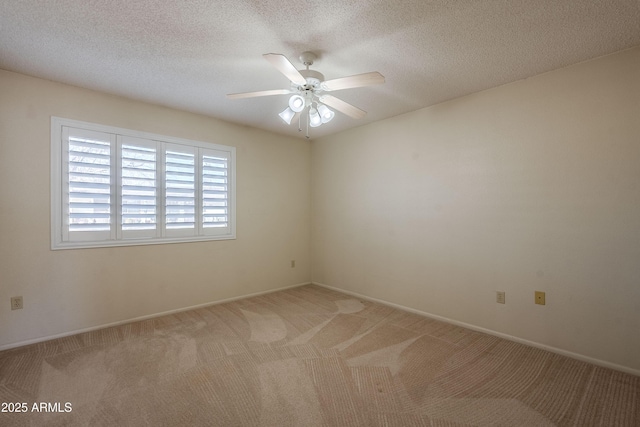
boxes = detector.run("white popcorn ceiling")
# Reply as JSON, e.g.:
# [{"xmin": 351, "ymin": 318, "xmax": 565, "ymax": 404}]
[{"xmin": 1, "ymin": 1, "xmax": 639, "ymax": 140}]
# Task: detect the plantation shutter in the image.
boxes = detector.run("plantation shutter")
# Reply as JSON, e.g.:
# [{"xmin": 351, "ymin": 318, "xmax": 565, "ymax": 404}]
[
  {"xmin": 119, "ymin": 136, "xmax": 159, "ymax": 239},
  {"xmin": 201, "ymin": 148, "xmax": 230, "ymax": 235},
  {"xmin": 164, "ymin": 144, "xmax": 197, "ymax": 237},
  {"xmin": 52, "ymin": 117, "xmax": 235, "ymax": 249},
  {"xmin": 63, "ymin": 126, "xmax": 115, "ymax": 242}
]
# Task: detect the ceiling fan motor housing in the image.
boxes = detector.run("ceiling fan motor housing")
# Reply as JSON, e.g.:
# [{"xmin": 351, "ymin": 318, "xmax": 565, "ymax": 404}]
[{"xmin": 299, "ymin": 69, "xmax": 324, "ymax": 90}]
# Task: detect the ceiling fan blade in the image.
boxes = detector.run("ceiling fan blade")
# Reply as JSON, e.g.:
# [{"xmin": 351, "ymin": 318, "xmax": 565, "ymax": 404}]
[
  {"xmin": 263, "ymin": 53, "xmax": 307, "ymax": 86},
  {"xmin": 321, "ymin": 71, "xmax": 385, "ymax": 91},
  {"xmin": 319, "ymin": 95, "xmax": 366, "ymax": 119},
  {"xmin": 226, "ymin": 89, "xmax": 291, "ymax": 99}
]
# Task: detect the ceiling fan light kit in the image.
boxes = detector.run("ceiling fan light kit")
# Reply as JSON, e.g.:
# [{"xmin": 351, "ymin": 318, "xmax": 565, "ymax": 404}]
[
  {"xmin": 318, "ymin": 104, "xmax": 335, "ymax": 123},
  {"xmin": 278, "ymin": 107, "xmax": 297, "ymax": 125},
  {"xmin": 288, "ymin": 94, "xmax": 305, "ymax": 112},
  {"xmin": 227, "ymin": 51, "xmax": 384, "ymax": 138}
]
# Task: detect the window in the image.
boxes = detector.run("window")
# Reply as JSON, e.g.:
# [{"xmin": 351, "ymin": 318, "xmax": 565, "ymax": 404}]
[{"xmin": 51, "ymin": 117, "xmax": 235, "ymax": 249}]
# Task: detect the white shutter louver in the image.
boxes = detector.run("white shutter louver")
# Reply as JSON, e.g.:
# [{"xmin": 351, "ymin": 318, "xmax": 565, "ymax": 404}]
[
  {"xmin": 165, "ymin": 147, "xmax": 196, "ymax": 233},
  {"xmin": 120, "ymin": 138, "xmax": 158, "ymax": 238},
  {"xmin": 64, "ymin": 127, "xmax": 115, "ymax": 242},
  {"xmin": 202, "ymin": 151, "xmax": 229, "ymax": 232}
]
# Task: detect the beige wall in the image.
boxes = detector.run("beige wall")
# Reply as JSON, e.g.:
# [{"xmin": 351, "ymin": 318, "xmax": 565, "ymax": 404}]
[
  {"xmin": 312, "ymin": 47, "xmax": 640, "ymax": 372},
  {"xmin": 2, "ymin": 47, "xmax": 639, "ymax": 374},
  {"xmin": 0, "ymin": 70, "xmax": 311, "ymax": 347}
]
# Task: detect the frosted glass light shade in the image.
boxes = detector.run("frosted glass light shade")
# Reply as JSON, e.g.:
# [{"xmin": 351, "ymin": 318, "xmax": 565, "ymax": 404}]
[
  {"xmin": 288, "ymin": 95, "xmax": 305, "ymax": 112},
  {"xmin": 318, "ymin": 104, "xmax": 335, "ymax": 123},
  {"xmin": 279, "ymin": 107, "xmax": 296, "ymax": 124},
  {"xmin": 309, "ymin": 108, "xmax": 322, "ymax": 127}
]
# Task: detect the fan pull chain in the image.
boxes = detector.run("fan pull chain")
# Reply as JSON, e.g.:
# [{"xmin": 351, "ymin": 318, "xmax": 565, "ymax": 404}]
[{"xmin": 306, "ymin": 110, "xmax": 310, "ymax": 139}]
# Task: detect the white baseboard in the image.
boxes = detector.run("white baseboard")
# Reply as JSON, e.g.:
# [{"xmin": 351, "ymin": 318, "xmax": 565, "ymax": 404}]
[
  {"xmin": 0, "ymin": 282, "xmax": 311, "ymax": 352},
  {"xmin": 313, "ymin": 282, "xmax": 640, "ymax": 377}
]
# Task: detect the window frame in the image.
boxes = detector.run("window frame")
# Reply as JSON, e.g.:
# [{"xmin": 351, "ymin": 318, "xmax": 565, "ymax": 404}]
[{"xmin": 51, "ymin": 117, "xmax": 236, "ymax": 250}]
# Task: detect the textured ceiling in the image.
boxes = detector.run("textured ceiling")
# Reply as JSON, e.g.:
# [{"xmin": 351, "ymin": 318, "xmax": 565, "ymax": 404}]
[{"xmin": 1, "ymin": 1, "xmax": 639, "ymax": 140}]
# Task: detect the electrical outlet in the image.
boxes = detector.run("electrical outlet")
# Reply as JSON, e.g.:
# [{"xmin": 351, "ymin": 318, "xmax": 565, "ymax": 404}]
[
  {"xmin": 496, "ymin": 291, "xmax": 505, "ymax": 304},
  {"xmin": 291, "ymin": 260, "xmax": 295, "ymax": 268},
  {"xmin": 535, "ymin": 291, "xmax": 546, "ymax": 305},
  {"xmin": 11, "ymin": 296, "xmax": 23, "ymax": 310}
]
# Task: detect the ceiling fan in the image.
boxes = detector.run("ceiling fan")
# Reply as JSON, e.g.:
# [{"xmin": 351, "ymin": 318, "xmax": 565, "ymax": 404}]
[{"xmin": 227, "ymin": 51, "xmax": 384, "ymax": 138}]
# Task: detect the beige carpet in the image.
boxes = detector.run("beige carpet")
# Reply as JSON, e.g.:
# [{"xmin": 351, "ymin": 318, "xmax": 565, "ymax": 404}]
[{"xmin": 0, "ymin": 284, "xmax": 638, "ymax": 426}]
